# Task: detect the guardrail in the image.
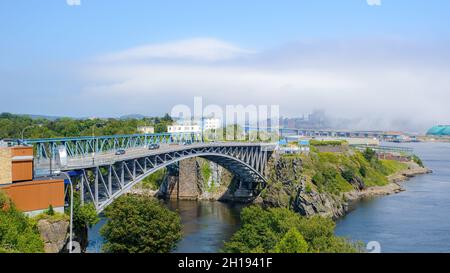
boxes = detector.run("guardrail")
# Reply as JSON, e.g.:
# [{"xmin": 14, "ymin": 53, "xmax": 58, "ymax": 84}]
[{"xmin": 351, "ymin": 144, "xmax": 414, "ymax": 155}]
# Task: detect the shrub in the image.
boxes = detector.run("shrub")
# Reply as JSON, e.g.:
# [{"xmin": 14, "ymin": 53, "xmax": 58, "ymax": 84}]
[
  {"xmin": 0, "ymin": 190, "xmax": 44, "ymax": 253},
  {"xmin": 359, "ymin": 166, "xmax": 367, "ymax": 177},
  {"xmin": 412, "ymin": 155, "xmax": 424, "ymax": 168},
  {"xmin": 362, "ymin": 148, "xmax": 376, "ymax": 162},
  {"xmin": 310, "ymin": 140, "xmax": 347, "ymax": 146},
  {"xmin": 341, "ymin": 169, "xmax": 355, "ymax": 182},
  {"xmin": 45, "ymin": 204, "xmax": 55, "ymax": 216},
  {"xmin": 140, "ymin": 168, "xmax": 167, "ymax": 190}
]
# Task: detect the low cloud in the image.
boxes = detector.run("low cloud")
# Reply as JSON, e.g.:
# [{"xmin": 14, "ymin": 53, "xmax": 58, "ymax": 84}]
[
  {"xmin": 79, "ymin": 37, "xmax": 450, "ymax": 133},
  {"xmin": 98, "ymin": 38, "xmax": 255, "ymax": 63}
]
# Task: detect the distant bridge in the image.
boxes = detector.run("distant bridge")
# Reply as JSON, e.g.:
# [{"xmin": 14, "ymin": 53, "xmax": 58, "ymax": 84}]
[
  {"xmin": 20, "ymin": 133, "xmax": 275, "ymax": 212},
  {"xmin": 245, "ymin": 126, "xmax": 406, "ymax": 139}
]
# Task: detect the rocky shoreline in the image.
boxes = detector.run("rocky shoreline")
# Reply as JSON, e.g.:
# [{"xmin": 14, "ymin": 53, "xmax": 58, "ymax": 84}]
[
  {"xmin": 261, "ymin": 155, "xmax": 433, "ymax": 220},
  {"xmin": 344, "ymin": 162, "xmax": 432, "ymax": 203}
]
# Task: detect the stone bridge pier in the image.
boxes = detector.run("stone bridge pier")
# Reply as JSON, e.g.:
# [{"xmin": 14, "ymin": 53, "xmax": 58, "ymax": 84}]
[
  {"xmin": 164, "ymin": 157, "xmax": 258, "ymax": 201},
  {"xmin": 166, "ymin": 158, "xmax": 200, "ymax": 200}
]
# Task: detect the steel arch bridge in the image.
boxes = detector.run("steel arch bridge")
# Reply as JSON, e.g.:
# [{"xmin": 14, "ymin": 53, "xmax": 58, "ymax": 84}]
[
  {"xmin": 68, "ymin": 143, "xmax": 274, "ymax": 212},
  {"xmin": 21, "ymin": 133, "xmax": 275, "ymax": 213}
]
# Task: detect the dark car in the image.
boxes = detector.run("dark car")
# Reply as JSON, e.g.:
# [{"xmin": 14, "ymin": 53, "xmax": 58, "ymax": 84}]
[
  {"xmin": 115, "ymin": 149, "xmax": 126, "ymax": 155},
  {"xmin": 148, "ymin": 143, "xmax": 160, "ymax": 150},
  {"xmin": 182, "ymin": 140, "xmax": 192, "ymax": 145}
]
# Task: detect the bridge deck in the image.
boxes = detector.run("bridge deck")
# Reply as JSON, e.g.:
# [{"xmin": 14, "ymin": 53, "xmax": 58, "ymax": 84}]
[{"xmin": 34, "ymin": 142, "xmax": 276, "ymax": 173}]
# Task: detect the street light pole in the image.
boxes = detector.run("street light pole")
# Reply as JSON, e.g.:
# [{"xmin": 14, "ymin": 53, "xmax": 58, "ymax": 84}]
[
  {"xmin": 61, "ymin": 172, "xmax": 74, "ymax": 254},
  {"xmin": 92, "ymin": 125, "xmax": 96, "ymax": 165},
  {"xmin": 21, "ymin": 124, "xmax": 42, "ymax": 144}
]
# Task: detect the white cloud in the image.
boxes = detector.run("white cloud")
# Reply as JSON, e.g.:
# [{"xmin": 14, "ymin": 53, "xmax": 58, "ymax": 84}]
[
  {"xmin": 78, "ymin": 38, "xmax": 450, "ymax": 132},
  {"xmin": 98, "ymin": 38, "xmax": 255, "ymax": 63}
]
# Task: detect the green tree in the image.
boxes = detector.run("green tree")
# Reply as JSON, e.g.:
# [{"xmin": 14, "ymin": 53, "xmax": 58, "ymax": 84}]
[
  {"xmin": 272, "ymin": 228, "xmax": 308, "ymax": 253},
  {"xmin": 100, "ymin": 194, "xmax": 182, "ymax": 253},
  {"xmin": 223, "ymin": 206, "xmax": 359, "ymax": 253},
  {"xmin": 154, "ymin": 123, "xmax": 167, "ymax": 133},
  {"xmin": 363, "ymin": 148, "xmax": 376, "ymax": 162},
  {"xmin": 0, "ymin": 190, "xmax": 44, "ymax": 253},
  {"xmin": 0, "ymin": 112, "xmax": 174, "ymax": 140},
  {"xmin": 140, "ymin": 168, "xmax": 167, "ymax": 190},
  {"xmin": 412, "ymin": 155, "xmax": 424, "ymax": 167},
  {"xmin": 45, "ymin": 204, "xmax": 55, "ymax": 216},
  {"xmin": 72, "ymin": 192, "xmax": 99, "ymax": 231}
]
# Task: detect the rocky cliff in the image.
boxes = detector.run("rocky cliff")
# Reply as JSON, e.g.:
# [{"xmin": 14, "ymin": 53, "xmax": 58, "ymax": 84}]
[
  {"xmin": 36, "ymin": 216, "xmax": 69, "ymax": 253},
  {"xmin": 261, "ymin": 156, "xmax": 347, "ymax": 219},
  {"xmin": 260, "ymin": 152, "xmax": 431, "ymax": 219}
]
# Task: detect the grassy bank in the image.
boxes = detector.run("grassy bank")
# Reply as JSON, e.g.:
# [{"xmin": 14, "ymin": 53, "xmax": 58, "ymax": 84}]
[{"xmin": 281, "ymin": 148, "xmax": 408, "ymax": 195}]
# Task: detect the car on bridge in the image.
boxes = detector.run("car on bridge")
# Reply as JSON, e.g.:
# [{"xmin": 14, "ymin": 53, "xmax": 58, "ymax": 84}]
[
  {"xmin": 148, "ymin": 143, "xmax": 160, "ymax": 150},
  {"xmin": 115, "ymin": 149, "xmax": 126, "ymax": 155}
]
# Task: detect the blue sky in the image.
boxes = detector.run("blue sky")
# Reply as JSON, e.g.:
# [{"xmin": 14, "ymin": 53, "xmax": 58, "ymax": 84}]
[
  {"xmin": 1, "ymin": 0, "xmax": 449, "ymax": 63},
  {"xmin": 1, "ymin": 0, "xmax": 450, "ymax": 131}
]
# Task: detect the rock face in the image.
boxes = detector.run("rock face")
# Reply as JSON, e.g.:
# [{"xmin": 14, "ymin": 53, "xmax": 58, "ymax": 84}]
[
  {"xmin": 294, "ymin": 186, "xmax": 347, "ymax": 219},
  {"xmin": 37, "ymin": 218, "xmax": 69, "ymax": 253},
  {"xmin": 262, "ymin": 156, "xmax": 346, "ymax": 219},
  {"xmin": 261, "ymin": 155, "xmax": 432, "ymax": 219}
]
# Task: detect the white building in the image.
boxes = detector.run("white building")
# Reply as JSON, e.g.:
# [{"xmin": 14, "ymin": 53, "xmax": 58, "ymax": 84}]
[
  {"xmin": 167, "ymin": 125, "xmax": 201, "ymax": 133},
  {"xmin": 167, "ymin": 118, "xmax": 221, "ymax": 133},
  {"xmin": 203, "ymin": 118, "xmax": 221, "ymax": 130},
  {"xmin": 137, "ymin": 126, "xmax": 155, "ymax": 134}
]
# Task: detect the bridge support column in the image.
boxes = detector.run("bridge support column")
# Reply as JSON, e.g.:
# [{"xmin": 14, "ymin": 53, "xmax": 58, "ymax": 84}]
[{"xmin": 168, "ymin": 158, "xmax": 199, "ymax": 200}]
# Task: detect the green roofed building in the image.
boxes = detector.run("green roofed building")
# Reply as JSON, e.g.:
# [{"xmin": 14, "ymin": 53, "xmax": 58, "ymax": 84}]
[{"xmin": 427, "ymin": 125, "xmax": 450, "ymax": 136}]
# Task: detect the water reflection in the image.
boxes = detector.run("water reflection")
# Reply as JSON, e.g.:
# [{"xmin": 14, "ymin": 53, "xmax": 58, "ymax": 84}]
[{"xmin": 167, "ymin": 200, "xmax": 245, "ymax": 253}]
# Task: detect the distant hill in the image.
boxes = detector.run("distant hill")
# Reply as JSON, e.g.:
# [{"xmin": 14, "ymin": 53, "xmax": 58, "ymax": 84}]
[
  {"xmin": 119, "ymin": 114, "xmax": 146, "ymax": 120},
  {"xmin": 26, "ymin": 114, "xmax": 69, "ymax": 121},
  {"xmin": 0, "ymin": 113, "xmax": 69, "ymax": 121}
]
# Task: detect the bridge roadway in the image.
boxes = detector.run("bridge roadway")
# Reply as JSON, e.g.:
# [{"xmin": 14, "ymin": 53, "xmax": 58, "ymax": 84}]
[{"xmin": 35, "ymin": 142, "xmax": 275, "ymax": 171}]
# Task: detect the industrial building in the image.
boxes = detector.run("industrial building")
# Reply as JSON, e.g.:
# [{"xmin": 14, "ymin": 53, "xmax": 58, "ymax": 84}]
[
  {"xmin": 0, "ymin": 143, "xmax": 64, "ymax": 215},
  {"xmin": 427, "ymin": 125, "xmax": 450, "ymax": 136}
]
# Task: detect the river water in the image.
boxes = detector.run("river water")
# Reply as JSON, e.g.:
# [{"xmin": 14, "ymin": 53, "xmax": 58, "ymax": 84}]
[
  {"xmin": 335, "ymin": 142, "xmax": 450, "ymax": 253},
  {"xmin": 87, "ymin": 142, "xmax": 450, "ymax": 253}
]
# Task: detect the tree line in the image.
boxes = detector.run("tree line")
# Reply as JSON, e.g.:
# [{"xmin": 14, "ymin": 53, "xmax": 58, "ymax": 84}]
[{"xmin": 0, "ymin": 112, "xmax": 173, "ymax": 140}]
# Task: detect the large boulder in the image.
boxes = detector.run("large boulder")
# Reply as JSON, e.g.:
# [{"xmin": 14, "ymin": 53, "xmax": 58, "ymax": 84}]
[{"xmin": 37, "ymin": 218, "xmax": 69, "ymax": 253}]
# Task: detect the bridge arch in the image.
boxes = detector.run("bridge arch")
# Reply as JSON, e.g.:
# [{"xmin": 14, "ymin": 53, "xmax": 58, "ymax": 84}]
[
  {"xmin": 94, "ymin": 152, "xmax": 268, "ymax": 212},
  {"xmin": 61, "ymin": 144, "xmax": 274, "ymax": 213}
]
